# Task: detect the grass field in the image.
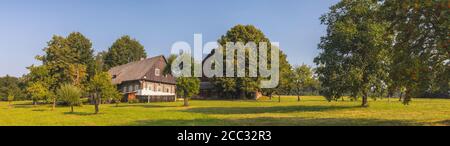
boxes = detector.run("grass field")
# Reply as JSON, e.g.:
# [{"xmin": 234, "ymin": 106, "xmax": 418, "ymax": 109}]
[{"xmin": 0, "ymin": 96, "xmax": 449, "ymax": 126}]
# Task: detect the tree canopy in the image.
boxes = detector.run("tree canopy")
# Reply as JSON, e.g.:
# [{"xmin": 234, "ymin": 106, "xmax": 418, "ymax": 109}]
[
  {"xmin": 382, "ymin": 0, "xmax": 449, "ymax": 103},
  {"xmin": 87, "ymin": 72, "xmax": 121, "ymax": 113},
  {"xmin": 212, "ymin": 24, "xmax": 293, "ymax": 99},
  {"xmin": 0, "ymin": 75, "xmax": 26, "ymax": 101},
  {"xmin": 315, "ymin": 0, "xmax": 393, "ymax": 106},
  {"xmin": 315, "ymin": 0, "xmax": 449, "ymax": 106},
  {"xmin": 103, "ymin": 35, "xmax": 147, "ymax": 70},
  {"xmin": 292, "ymin": 65, "xmax": 318, "ymax": 102}
]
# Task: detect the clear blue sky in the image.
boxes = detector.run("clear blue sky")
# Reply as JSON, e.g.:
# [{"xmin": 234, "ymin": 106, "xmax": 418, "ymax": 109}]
[{"xmin": 0, "ymin": 0, "xmax": 339, "ymax": 77}]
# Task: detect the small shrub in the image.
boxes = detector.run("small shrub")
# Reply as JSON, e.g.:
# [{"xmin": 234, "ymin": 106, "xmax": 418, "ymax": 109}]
[
  {"xmin": 128, "ymin": 98, "xmax": 139, "ymax": 104},
  {"xmin": 56, "ymin": 84, "xmax": 82, "ymax": 112}
]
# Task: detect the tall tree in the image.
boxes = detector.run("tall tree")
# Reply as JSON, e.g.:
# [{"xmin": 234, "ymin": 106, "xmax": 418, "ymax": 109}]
[
  {"xmin": 7, "ymin": 91, "xmax": 14, "ymax": 108},
  {"xmin": 273, "ymin": 50, "xmax": 293, "ymax": 102},
  {"xmin": 382, "ymin": 0, "xmax": 449, "ymax": 104},
  {"xmin": 93, "ymin": 51, "xmax": 107, "ymax": 73},
  {"xmin": 39, "ymin": 35, "xmax": 78, "ymax": 90},
  {"xmin": 164, "ymin": 55, "xmax": 200, "ymax": 107},
  {"xmin": 212, "ymin": 24, "xmax": 292, "ymax": 99},
  {"xmin": 88, "ymin": 72, "xmax": 121, "ymax": 113},
  {"xmin": 31, "ymin": 33, "xmax": 92, "ymax": 107},
  {"xmin": 103, "ymin": 35, "xmax": 147, "ymax": 70},
  {"xmin": 177, "ymin": 77, "xmax": 200, "ymax": 107},
  {"xmin": 66, "ymin": 32, "xmax": 95, "ymax": 79},
  {"xmin": 315, "ymin": 0, "xmax": 393, "ymax": 107},
  {"xmin": 25, "ymin": 65, "xmax": 55, "ymax": 106},
  {"xmin": 292, "ymin": 65, "xmax": 315, "ymax": 102}
]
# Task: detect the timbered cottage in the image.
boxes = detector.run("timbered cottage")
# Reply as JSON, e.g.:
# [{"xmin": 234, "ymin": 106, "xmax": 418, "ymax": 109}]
[{"xmin": 108, "ymin": 55, "xmax": 177, "ymax": 102}]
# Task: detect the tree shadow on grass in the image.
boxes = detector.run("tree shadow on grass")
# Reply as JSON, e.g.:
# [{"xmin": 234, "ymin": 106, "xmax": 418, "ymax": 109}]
[
  {"xmin": 183, "ymin": 105, "xmax": 357, "ymax": 115},
  {"xmin": 12, "ymin": 104, "xmax": 36, "ymax": 109},
  {"xmin": 127, "ymin": 117, "xmax": 422, "ymax": 126},
  {"xmin": 116, "ymin": 104, "xmax": 180, "ymax": 108},
  {"xmin": 63, "ymin": 112, "xmax": 97, "ymax": 116},
  {"xmin": 32, "ymin": 109, "xmax": 47, "ymax": 112},
  {"xmin": 435, "ymin": 120, "xmax": 450, "ymax": 126}
]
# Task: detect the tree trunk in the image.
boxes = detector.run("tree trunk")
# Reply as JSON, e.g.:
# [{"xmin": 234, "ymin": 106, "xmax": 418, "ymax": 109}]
[
  {"xmin": 399, "ymin": 92, "xmax": 403, "ymax": 102},
  {"xmin": 52, "ymin": 98, "xmax": 56, "ymax": 111},
  {"xmin": 239, "ymin": 91, "xmax": 245, "ymax": 100},
  {"xmin": 183, "ymin": 96, "xmax": 189, "ymax": 107},
  {"xmin": 95, "ymin": 101, "xmax": 99, "ymax": 113},
  {"xmin": 362, "ymin": 93, "xmax": 369, "ymax": 107},
  {"xmin": 278, "ymin": 95, "xmax": 281, "ymax": 103},
  {"xmin": 71, "ymin": 106, "xmax": 74, "ymax": 113},
  {"xmin": 403, "ymin": 90, "xmax": 411, "ymax": 105},
  {"xmin": 269, "ymin": 94, "xmax": 272, "ymax": 100},
  {"xmin": 94, "ymin": 93, "xmax": 99, "ymax": 114},
  {"xmin": 297, "ymin": 95, "xmax": 300, "ymax": 102}
]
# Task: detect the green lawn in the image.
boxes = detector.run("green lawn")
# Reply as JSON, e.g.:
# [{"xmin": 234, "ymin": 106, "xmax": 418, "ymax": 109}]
[{"xmin": 0, "ymin": 96, "xmax": 449, "ymax": 126}]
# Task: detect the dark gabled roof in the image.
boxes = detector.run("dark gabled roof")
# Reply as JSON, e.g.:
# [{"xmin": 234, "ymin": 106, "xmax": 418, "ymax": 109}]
[{"xmin": 108, "ymin": 55, "xmax": 172, "ymax": 85}]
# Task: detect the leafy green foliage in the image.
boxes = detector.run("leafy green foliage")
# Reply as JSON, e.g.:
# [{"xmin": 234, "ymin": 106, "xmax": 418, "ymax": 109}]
[
  {"xmin": 315, "ymin": 0, "xmax": 393, "ymax": 106},
  {"xmin": 26, "ymin": 82, "xmax": 51, "ymax": 104},
  {"xmin": 103, "ymin": 35, "xmax": 147, "ymax": 70},
  {"xmin": 292, "ymin": 65, "xmax": 318, "ymax": 101},
  {"xmin": 24, "ymin": 65, "xmax": 56, "ymax": 104},
  {"xmin": 56, "ymin": 84, "xmax": 82, "ymax": 112},
  {"xmin": 66, "ymin": 32, "xmax": 95, "ymax": 79},
  {"xmin": 25, "ymin": 32, "xmax": 94, "ymax": 108},
  {"xmin": 274, "ymin": 50, "xmax": 294, "ymax": 96},
  {"xmin": 7, "ymin": 92, "xmax": 14, "ymax": 107},
  {"xmin": 177, "ymin": 77, "xmax": 200, "ymax": 106},
  {"xmin": 88, "ymin": 72, "xmax": 122, "ymax": 112},
  {"xmin": 7, "ymin": 94, "xmax": 14, "ymax": 102},
  {"xmin": 314, "ymin": 0, "xmax": 448, "ymax": 105},
  {"xmin": 213, "ymin": 24, "xmax": 293, "ymax": 99},
  {"xmin": 40, "ymin": 36, "xmax": 76, "ymax": 90},
  {"xmin": 164, "ymin": 54, "xmax": 200, "ymax": 106},
  {"xmin": 36, "ymin": 32, "xmax": 93, "ymax": 92},
  {"xmin": 382, "ymin": 0, "xmax": 449, "ymax": 103},
  {"xmin": 0, "ymin": 75, "xmax": 26, "ymax": 101}
]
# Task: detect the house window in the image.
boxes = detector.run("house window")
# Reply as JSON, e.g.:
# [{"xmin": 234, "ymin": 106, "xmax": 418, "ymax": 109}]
[
  {"xmin": 155, "ymin": 68, "xmax": 160, "ymax": 76},
  {"xmin": 123, "ymin": 86, "xmax": 127, "ymax": 93},
  {"xmin": 129, "ymin": 85, "xmax": 133, "ymax": 92},
  {"xmin": 135, "ymin": 85, "xmax": 139, "ymax": 91}
]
